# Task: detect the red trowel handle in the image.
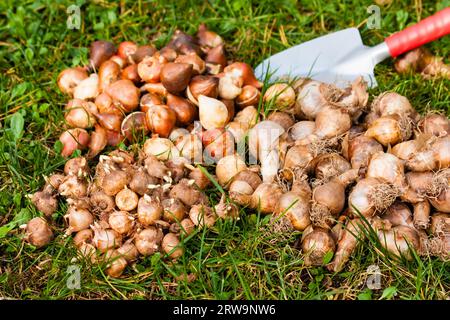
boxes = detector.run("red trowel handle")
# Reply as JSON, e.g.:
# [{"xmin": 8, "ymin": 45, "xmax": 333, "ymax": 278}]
[{"xmin": 385, "ymin": 7, "xmax": 450, "ymax": 57}]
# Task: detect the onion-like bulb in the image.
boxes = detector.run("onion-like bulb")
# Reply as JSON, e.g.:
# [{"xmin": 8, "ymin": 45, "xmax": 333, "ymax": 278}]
[
  {"xmin": 135, "ymin": 227, "xmax": 164, "ymax": 256},
  {"xmin": 314, "ymin": 105, "xmax": 351, "ymax": 139},
  {"xmin": 365, "ymin": 114, "xmax": 411, "ymax": 146},
  {"xmin": 170, "ymin": 179, "xmax": 205, "ymax": 207},
  {"xmin": 250, "ymin": 182, "xmax": 283, "ymax": 214},
  {"xmin": 294, "ymin": 80, "xmax": 329, "ymax": 119},
  {"xmin": 59, "ymin": 128, "xmax": 90, "ymax": 157},
  {"xmin": 234, "ymin": 105, "xmax": 259, "ymax": 128},
  {"xmin": 390, "ymin": 140, "xmax": 419, "ymax": 160},
  {"xmin": 189, "ymin": 204, "xmax": 217, "ymax": 228},
  {"xmin": 314, "ymin": 153, "xmax": 351, "ymax": 182},
  {"xmin": 162, "ymin": 233, "xmax": 184, "ymax": 259},
  {"xmin": 372, "ymin": 92, "xmax": 415, "ymax": 118},
  {"xmin": 377, "ymin": 225, "xmax": 421, "ymax": 259},
  {"xmin": 65, "ymin": 207, "xmax": 94, "ymax": 234},
  {"xmin": 143, "ymin": 136, "xmax": 179, "ymax": 161},
  {"xmin": 128, "ymin": 168, "xmax": 157, "ymax": 196},
  {"xmin": 64, "ymin": 156, "xmax": 89, "ymax": 177},
  {"xmin": 413, "ymin": 200, "xmax": 431, "ymax": 230},
  {"xmin": 263, "ymin": 83, "xmax": 296, "ymax": 111},
  {"xmin": 88, "ymin": 124, "xmax": 108, "ymax": 158},
  {"xmin": 64, "ymin": 99, "xmax": 97, "ymax": 129},
  {"xmin": 366, "ymin": 152, "xmax": 405, "ymax": 188},
  {"xmin": 430, "ymin": 186, "xmax": 450, "ymax": 213},
  {"xmin": 348, "ymin": 177, "xmax": 400, "ymax": 217},
  {"xmin": 198, "ymin": 95, "xmax": 229, "ymax": 130},
  {"xmin": 277, "ymin": 191, "xmax": 311, "ymax": 231},
  {"xmin": 328, "ymin": 218, "xmax": 364, "ymax": 272},
  {"xmin": 162, "ymin": 198, "xmax": 187, "ymax": 223},
  {"xmin": 175, "ymin": 134, "xmax": 203, "ymax": 163},
  {"xmin": 25, "ymin": 217, "xmax": 53, "ymax": 248},
  {"xmin": 381, "ymin": 202, "xmax": 412, "ymax": 230},
  {"xmin": 301, "ymin": 228, "xmax": 336, "ymax": 266},
  {"xmin": 100, "ymin": 169, "xmax": 129, "ymax": 196},
  {"xmin": 57, "ymin": 67, "xmax": 88, "ymax": 96},
  {"xmin": 73, "ymin": 229, "xmax": 93, "ymax": 247},
  {"xmin": 31, "ymin": 191, "xmax": 58, "ymax": 217},
  {"xmin": 116, "ymin": 242, "xmax": 139, "ymax": 262},
  {"xmin": 288, "ymin": 121, "xmax": 316, "ymax": 142},
  {"xmin": 347, "ymin": 135, "xmax": 383, "ymax": 170},
  {"xmin": 418, "ymin": 113, "xmax": 450, "ymax": 137},
  {"xmin": 92, "ymin": 224, "xmax": 122, "ymax": 253},
  {"xmin": 108, "ymin": 211, "xmax": 134, "ymax": 234},
  {"xmin": 58, "ymin": 175, "xmax": 88, "ymax": 199},
  {"xmin": 430, "ymin": 212, "xmax": 450, "ymax": 236},
  {"xmin": 115, "ymin": 188, "xmax": 139, "ymax": 211},
  {"xmin": 282, "ymin": 144, "xmax": 315, "ymax": 180},
  {"xmin": 228, "ymin": 170, "xmax": 262, "ymax": 206},
  {"xmin": 73, "ymin": 74, "xmax": 99, "ymax": 100},
  {"xmin": 104, "ymin": 249, "xmax": 128, "ymax": 278},
  {"xmin": 215, "ymin": 154, "xmax": 247, "ymax": 186},
  {"xmin": 137, "ymin": 195, "xmax": 163, "ymax": 226}
]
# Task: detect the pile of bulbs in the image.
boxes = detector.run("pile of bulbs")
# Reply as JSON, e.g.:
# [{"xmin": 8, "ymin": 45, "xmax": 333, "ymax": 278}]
[
  {"xmin": 28, "ymin": 148, "xmax": 240, "ymax": 277},
  {"xmin": 56, "ymin": 24, "xmax": 262, "ymax": 158},
  {"xmin": 209, "ymin": 77, "xmax": 449, "ymax": 271},
  {"xmin": 25, "ymin": 22, "xmax": 449, "ymax": 276}
]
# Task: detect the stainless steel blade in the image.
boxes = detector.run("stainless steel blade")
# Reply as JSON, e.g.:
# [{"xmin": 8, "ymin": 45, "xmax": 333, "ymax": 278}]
[{"xmin": 254, "ymin": 28, "xmax": 390, "ymax": 88}]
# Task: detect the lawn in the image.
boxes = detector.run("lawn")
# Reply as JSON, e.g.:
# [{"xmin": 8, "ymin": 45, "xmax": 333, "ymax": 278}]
[{"xmin": 0, "ymin": 0, "xmax": 449, "ymax": 300}]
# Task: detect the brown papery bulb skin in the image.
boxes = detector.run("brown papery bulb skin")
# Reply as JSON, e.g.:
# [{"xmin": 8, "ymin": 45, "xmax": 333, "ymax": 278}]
[
  {"xmin": 117, "ymin": 41, "xmax": 137, "ymax": 60},
  {"xmin": 430, "ymin": 212, "xmax": 450, "ymax": 236},
  {"xmin": 121, "ymin": 112, "xmax": 148, "ymax": 142},
  {"xmin": 162, "ymin": 198, "xmax": 187, "ymax": 223},
  {"xmin": 251, "ymin": 182, "xmax": 283, "ymax": 214},
  {"xmin": 137, "ymin": 195, "xmax": 163, "ymax": 226},
  {"xmin": 282, "ymin": 144, "xmax": 314, "ymax": 180},
  {"xmin": 44, "ymin": 174, "xmax": 65, "ymax": 192},
  {"xmin": 175, "ymin": 53, "xmax": 206, "ymax": 75},
  {"xmin": 263, "ymin": 83, "xmax": 296, "ymax": 111},
  {"xmin": 59, "ymin": 128, "xmax": 90, "ymax": 158},
  {"xmin": 430, "ymin": 187, "xmax": 450, "ymax": 213},
  {"xmin": 106, "ymin": 80, "xmax": 140, "ymax": 113},
  {"xmin": 328, "ymin": 219, "xmax": 362, "ymax": 272},
  {"xmin": 64, "ymin": 156, "xmax": 89, "ymax": 177},
  {"xmin": 166, "ymin": 94, "xmax": 198, "ymax": 126},
  {"xmin": 313, "ymin": 180, "xmax": 346, "ymax": 216},
  {"xmin": 116, "ymin": 242, "xmax": 140, "ymax": 262},
  {"xmin": 143, "ymin": 136, "xmax": 177, "ymax": 161},
  {"xmin": 145, "ymin": 105, "xmax": 177, "ymax": 138},
  {"xmin": 98, "ymin": 60, "xmax": 120, "ymax": 92},
  {"xmin": 131, "ymin": 45, "xmax": 157, "ymax": 64},
  {"xmin": 188, "ymin": 167, "xmax": 211, "ymax": 190},
  {"xmin": 372, "ymin": 92, "xmax": 415, "ymax": 118},
  {"xmin": 25, "ymin": 217, "xmax": 53, "ymax": 248},
  {"xmin": 382, "ymin": 201, "xmax": 414, "ymax": 228},
  {"xmin": 301, "ymin": 228, "xmax": 336, "ymax": 266},
  {"xmin": 314, "ymin": 106, "xmax": 351, "ymax": 139},
  {"xmin": 104, "ymin": 249, "xmax": 128, "ymax": 278},
  {"xmin": 170, "ymin": 179, "xmax": 204, "ymax": 207},
  {"xmin": 90, "ymin": 191, "xmax": 115, "ymax": 213},
  {"xmin": 95, "ymin": 92, "xmax": 122, "ymax": 116},
  {"xmin": 88, "ymin": 124, "xmax": 108, "ymax": 158},
  {"xmin": 92, "ymin": 225, "xmax": 122, "ymax": 253},
  {"xmin": 121, "ymin": 64, "xmax": 141, "ymax": 83},
  {"xmin": 377, "ymin": 225, "xmax": 421, "ymax": 259},
  {"xmin": 101, "ymin": 169, "xmax": 129, "ymax": 196},
  {"xmin": 277, "ymin": 191, "xmax": 311, "ymax": 231},
  {"xmin": 390, "ymin": 140, "xmax": 419, "ymax": 161},
  {"xmin": 432, "ymin": 136, "xmax": 450, "ymax": 169},
  {"xmin": 314, "ymin": 153, "xmax": 351, "ymax": 181},
  {"xmin": 366, "ymin": 152, "xmax": 405, "ymax": 187},
  {"xmin": 64, "ymin": 99, "xmax": 97, "ymax": 129},
  {"xmin": 236, "ymin": 85, "xmax": 260, "ymax": 109},
  {"xmin": 144, "ymin": 154, "xmax": 170, "ymax": 179},
  {"xmin": 66, "ymin": 207, "xmax": 94, "ymax": 234},
  {"xmin": 108, "ymin": 211, "xmax": 134, "ymax": 234},
  {"xmin": 73, "ymin": 229, "xmax": 94, "ymax": 247},
  {"xmin": 140, "ymin": 93, "xmax": 163, "ymax": 113},
  {"xmin": 161, "ymin": 63, "xmax": 193, "ymax": 94},
  {"xmin": 288, "ymin": 121, "xmax": 316, "ymax": 142},
  {"xmin": 135, "ymin": 227, "xmax": 164, "ymax": 256},
  {"xmin": 205, "ymin": 44, "xmax": 227, "ymax": 69},
  {"xmin": 224, "ymin": 62, "xmax": 262, "ymax": 89},
  {"xmin": 170, "ymin": 218, "xmax": 196, "ymax": 236},
  {"xmin": 31, "ymin": 191, "xmax": 58, "ymax": 217},
  {"xmin": 137, "ymin": 54, "xmax": 167, "ymax": 83},
  {"xmin": 58, "ymin": 175, "xmax": 88, "ymax": 199},
  {"xmin": 418, "ymin": 114, "xmax": 450, "ymax": 137},
  {"xmin": 89, "ymin": 41, "xmax": 116, "ymax": 69},
  {"xmin": 347, "ymin": 135, "xmax": 383, "ymax": 170},
  {"xmin": 267, "ymin": 112, "xmax": 295, "ymax": 131},
  {"xmin": 115, "ymin": 188, "xmax": 139, "ymax": 211},
  {"xmin": 129, "ymin": 169, "xmax": 157, "ymax": 196},
  {"xmin": 189, "ymin": 204, "xmax": 217, "ymax": 228},
  {"xmin": 365, "ymin": 115, "xmax": 407, "ymax": 146},
  {"xmin": 57, "ymin": 67, "xmax": 88, "ymax": 96},
  {"xmin": 216, "ymin": 154, "xmax": 247, "ymax": 186},
  {"xmin": 162, "ymin": 233, "xmax": 184, "ymax": 259}
]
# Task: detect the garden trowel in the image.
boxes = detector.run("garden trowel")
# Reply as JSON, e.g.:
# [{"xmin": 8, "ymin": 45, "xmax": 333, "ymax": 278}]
[{"xmin": 254, "ymin": 8, "xmax": 450, "ymax": 88}]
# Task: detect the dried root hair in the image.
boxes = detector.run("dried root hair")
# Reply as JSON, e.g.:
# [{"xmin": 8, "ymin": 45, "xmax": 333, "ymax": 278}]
[
  {"xmin": 425, "ymin": 169, "xmax": 450, "ymax": 199},
  {"xmin": 368, "ymin": 183, "xmax": 401, "ymax": 213},
  {"xmin": 310, "ymin": 201, "xmax": 334, "ymax": 229}
]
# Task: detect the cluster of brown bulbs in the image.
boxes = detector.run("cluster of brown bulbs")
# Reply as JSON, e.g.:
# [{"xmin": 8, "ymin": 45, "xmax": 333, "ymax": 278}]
[
  {"xmin": 26, "ymin": 23, "xmax": 449, "ymax": 277},
  {"xmin": 209, "ymin": 76, "xmax": 449, "ymax": 271},
  {"xmin": 28, "ymin": 147, "xmax": 242, "ymax": 277},
  {"xmin": 56, "ymin": 24, "xmax": 263, "ymax": 159}
]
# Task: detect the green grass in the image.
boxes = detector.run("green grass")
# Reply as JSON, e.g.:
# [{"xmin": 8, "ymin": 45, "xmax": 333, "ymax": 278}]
[{"xmin": 0, "ymin": 0, "xmax": 449, "ymax": 300}]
